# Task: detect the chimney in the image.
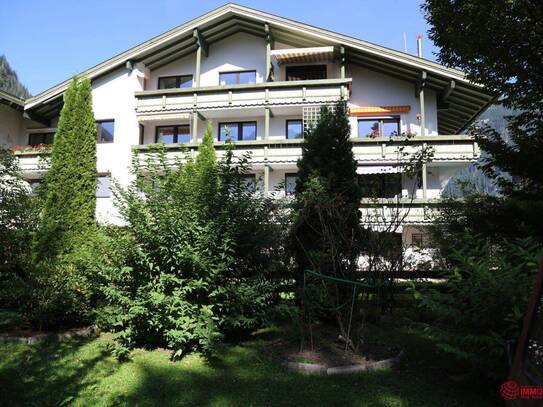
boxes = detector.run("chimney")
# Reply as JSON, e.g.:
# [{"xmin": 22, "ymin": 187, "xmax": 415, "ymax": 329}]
[{"xmin": 416, "ymin": 34, "xmax": 423, "ymax": 58}]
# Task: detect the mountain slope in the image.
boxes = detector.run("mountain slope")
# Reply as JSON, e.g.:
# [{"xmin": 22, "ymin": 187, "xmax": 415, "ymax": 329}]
[{"xmin": 0, "ymin": 55, "xmax": 30, "ymax": 98}]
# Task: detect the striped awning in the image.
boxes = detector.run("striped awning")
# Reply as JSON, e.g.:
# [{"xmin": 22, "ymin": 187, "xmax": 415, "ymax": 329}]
[
  {"xmin": 350, "ymin": 105, "xmax": 411, "ymax": 116},
  {"xmin": 271, "ymin": 46, "xmax": 335, "ymax": 65},
  {"xmin": 137, "ymin": 113, "xmax": 191, "ymax": 123}
]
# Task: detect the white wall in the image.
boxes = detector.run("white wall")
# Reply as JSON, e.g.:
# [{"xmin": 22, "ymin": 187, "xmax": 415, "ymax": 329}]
[
  {"xmin": 91, "ymin": 65, "xmax": 145, "ymax": 223},
  {"xmin": 148, "ymin": 32, "xmax": 267, "ymax": 89},
  {"xmin": 347, "ymin": 64, "xmax": 438, "ymax": 136},
  {"xmin": 0, "ymin": 104, "xmax": 26, "ymax": 147}
]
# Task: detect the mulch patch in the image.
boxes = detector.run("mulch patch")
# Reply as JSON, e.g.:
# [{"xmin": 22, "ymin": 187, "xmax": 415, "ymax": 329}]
[{"xmin": 259, "ymin": 324, "xmax": 400, "ymax": 368}]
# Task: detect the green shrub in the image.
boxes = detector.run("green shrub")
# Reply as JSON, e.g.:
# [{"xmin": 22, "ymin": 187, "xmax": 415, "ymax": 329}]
[
  {"xmin": 103, "ymin": 123, "xmax": 284, "ymax": 359},
  {"xmin": 416, "ymin": 232, "xmax": 540, "ymax": 378}
]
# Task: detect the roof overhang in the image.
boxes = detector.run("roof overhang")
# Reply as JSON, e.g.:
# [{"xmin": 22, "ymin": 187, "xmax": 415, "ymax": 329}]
[
  {"xmin": 0, "ymin": 90, "xmax": 25, "ymax": 111},
  {"xmin": 24, "ymin": 3, "xmax": 496, "ymax": 134}
]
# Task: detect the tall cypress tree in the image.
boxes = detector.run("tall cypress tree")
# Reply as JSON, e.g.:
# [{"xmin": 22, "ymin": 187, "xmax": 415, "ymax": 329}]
[{"xmin": 34, "ymin": 77, "xmax": 97, "ymax": 262}]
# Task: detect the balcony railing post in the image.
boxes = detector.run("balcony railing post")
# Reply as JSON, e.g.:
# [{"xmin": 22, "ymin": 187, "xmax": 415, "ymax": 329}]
[
  {"xmin": 264, "ymin": 146, "xmax": 270, "ymax": 196},
  {"xmin": 191, "ymin": 111, "xmax": 198, "ymax": 143},
  {"xmin": 422, "ymin": 162, "xmax": 428, "ymax": 200},
  {"xmin": 264, "ymin": 107, "xmax": 270, "ymax": 140}
]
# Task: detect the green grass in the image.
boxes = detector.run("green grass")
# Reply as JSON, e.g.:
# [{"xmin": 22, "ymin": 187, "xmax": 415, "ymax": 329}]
[{"xmin": 0, "ymin": 322, "xmax": 499, "ymax": 406}]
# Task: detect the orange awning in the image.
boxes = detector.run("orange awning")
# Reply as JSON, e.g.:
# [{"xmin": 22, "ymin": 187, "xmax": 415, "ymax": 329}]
[{"xmin": 350, "ymin": 105, "xmax": 411, "ymax": 116}]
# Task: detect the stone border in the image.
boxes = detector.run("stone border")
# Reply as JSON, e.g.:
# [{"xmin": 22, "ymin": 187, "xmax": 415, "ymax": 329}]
[
  {"xmin": 280, "ymin": 350, "xmax": 404, "ymax": 376},
  {"xmin": 0, "ymin": 326, "xmax": 97, "ymax": 345}
]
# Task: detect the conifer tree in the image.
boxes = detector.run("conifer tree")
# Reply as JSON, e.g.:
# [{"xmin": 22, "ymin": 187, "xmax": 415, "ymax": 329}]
[
  {"xmin": 292, "ymin": 101, "xmax": 362, "ymax": 278},
  {"xmin": 34, "ymin": 77, "xmax": 97, "ymax": 262}
]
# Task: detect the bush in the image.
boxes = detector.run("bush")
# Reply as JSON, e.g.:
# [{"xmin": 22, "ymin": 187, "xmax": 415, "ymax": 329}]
[
  {"xmin": 416, "ymin": 232, "xmax": 540, "ymax": 378},
  {"xmin": 0, "ymin": 148, "xmax": 39, "ymax": 309},
  {"xmin": 103, "ymin": 123, "xmax": 284, "ymax": 359}
]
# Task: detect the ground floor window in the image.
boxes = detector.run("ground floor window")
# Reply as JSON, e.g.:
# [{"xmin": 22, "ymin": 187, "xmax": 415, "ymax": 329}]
[
  {"xmin": 96, "ymin": 120, "xmax": 115, "ymax": 143},
  {"xmin": 285, "ymin": 173, "xmax": 298, "ymax": 195},
  {"xmin": 96, "ymin": 175, "xmax": 111, "ymax": 198},
  {"xmin": 411, "ymin": 233, "xmax": 424, "ymax": 247},
  {"xmin": 28, "ymin": 132, "xmax": 54, "ymax": 146},
  {"xmin": 155, "ymin": 125, "xmax": 190, "ymax": 144},
  {"xmin": 240, "ymin": 174, "xmax": 257, "ymax": 192},
  {"xmin": 360, "ymin": 173, "xmax": 402, "ymax": 198}
]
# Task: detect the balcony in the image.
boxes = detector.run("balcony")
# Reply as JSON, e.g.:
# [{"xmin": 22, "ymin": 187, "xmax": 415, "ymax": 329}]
[
  {"xmin": 132, "ymin": 135, "xmax": 479, "ymax": 166},
  {"xmin": 359, "ymin": 198, "xmax": 442, "ymax": 226},
  {"xmin": 12, "ymin": 150, "xmax": 50, "ymax": 179},
  {"xmin": 134, "ymin": 78, "xmax": 352, "ymax": 115}
]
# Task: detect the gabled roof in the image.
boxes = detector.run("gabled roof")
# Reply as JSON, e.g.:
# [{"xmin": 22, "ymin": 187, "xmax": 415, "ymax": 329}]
[{"xmin": 24, "ymin": 3, "xmax": 496, "ymax": 134}]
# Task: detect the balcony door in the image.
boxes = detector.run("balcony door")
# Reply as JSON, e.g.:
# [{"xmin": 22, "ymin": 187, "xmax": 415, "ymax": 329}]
[{"xmin": 286, "ymin": 65, "xmax": 327, "ymax": 81}]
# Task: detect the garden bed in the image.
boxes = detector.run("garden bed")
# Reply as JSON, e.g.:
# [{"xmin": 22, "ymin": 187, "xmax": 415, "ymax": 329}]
[{"xmin": 258, "ymin": 324, "xmax": 403, "ymax": 375}]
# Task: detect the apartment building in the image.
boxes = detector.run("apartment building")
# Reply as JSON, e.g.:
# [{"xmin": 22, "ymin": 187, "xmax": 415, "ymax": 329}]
[{"xmin": 0, "ymin": 4, "xmax": 495, "ymax": 245}]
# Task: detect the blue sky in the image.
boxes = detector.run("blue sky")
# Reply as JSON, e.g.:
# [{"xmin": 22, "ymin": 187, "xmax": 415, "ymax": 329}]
[{"xmin": 0, "ymin": 0, "xmax": 437, "ymax": 96}]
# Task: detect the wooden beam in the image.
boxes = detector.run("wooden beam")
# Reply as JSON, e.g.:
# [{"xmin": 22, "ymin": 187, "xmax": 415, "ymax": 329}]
[
  {"xmin": 415, "ymin": 70, "xmax": 427, "ymax": 99},
  {"xmin": 418, "ymin": 71, "xmax": 427, "ymax": 137},
  {"xmin": 340, "ymin": 46, "xmax": 346, "ymax": 79},
  {"xmin": 265, "ymin": 23, "xmax": 274, "ymax": 81},
  {"xmin": 193, "ymin": 28, "xmax": 208, "ymax": 57}
]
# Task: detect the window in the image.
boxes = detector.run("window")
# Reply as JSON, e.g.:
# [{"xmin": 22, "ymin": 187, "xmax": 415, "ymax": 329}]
[
  {"xmin": 219, "ymin": 122, "xmax": 257, "ymax": 141},
  {"xmin": 285, "ymin": 173, "xmax": 298, "ymax": 195},
  {"xmin": 96, "ymin": 120, "xmax": 115, "ymax": 143},
  {"xmin": 360, "ymin": 173, "xmax": 402, "ymax": 198},
  {"xmin": 96, "ymin": 175, "xmax": 111, "ymax": 198},
  {"xmin": 29, "ymin": 180, "xmax": 41, "ymax": 195},
  {"xmin": 155, "ymin": 125, "xmax": 190, "ymax": 144},
  {"xmin": 139, "ymin": 124, "xmax": 145, "ymax": 145},
  {"xmin": 358, "ymin": 117, "xmax": 400, "ymax": 138},
  {"xmin": 286, "ymin": 120, "xmax": 303, "ymax": 139},
  {"xmin": 158, "ymin": 75, "xmax": 193, "ymax": 89},
  {"xmin": 219, "ymin": 70, "xmax": 256, "ymax": 85},
  {"xmin": 412, "ymin": 233, "xmax": 424, "ymax": 248},
  {"xmin": 28, "ymin": 132, "xmax": 54, "ymax": 146},
  {"xmin": 286, "ymin": 65, "xmax": 327, "ymax": 81},
  {"xmin": 240, "ymin": 174, "xmax": 257, "ymax": 192}
]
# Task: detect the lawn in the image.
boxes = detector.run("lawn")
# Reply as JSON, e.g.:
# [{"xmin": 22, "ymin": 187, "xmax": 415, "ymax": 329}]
[{"xmin": 0, "ymin": 316, "xmax": 499, "ymax": 407}]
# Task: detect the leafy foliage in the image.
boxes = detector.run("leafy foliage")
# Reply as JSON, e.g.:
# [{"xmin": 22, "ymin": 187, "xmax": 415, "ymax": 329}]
[
  {"xmin": 416, "ymin": 233, "xmax": 540, "ymax": 378},
  {"xmin": 423, "ymin": 0, "xmax": 543, "ymax": 242},
  {"xmin": 103, "ymin": 123, "xmax": 284, "ymax": 359},
  {"xmin": 0, "ymin": 148, "xmax": 39, "ymax": 308},
  {"xmin": 0, "ymin": 55, "xmax": 30, "ymax": 98}
]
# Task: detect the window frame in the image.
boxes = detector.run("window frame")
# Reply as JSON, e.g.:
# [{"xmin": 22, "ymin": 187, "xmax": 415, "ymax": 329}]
[
  {"xmin": 412, "ymin": 233, "xmax": 424, "ymax": 248},
  {"xmin": 286, "ymin": 119, "xmax": 303, "ymax": 139},
  {"xmin": 96, "ymin": 119, "xmax": 115, "ymax": 144},
  {"xmin": 285, "ymin": 64, "xmax": 327, "ymax": 81},
  {"xmin": 28, "ymin": 132, "xmax": 54, "ymax": 146},
  {"xmin": 357, "ymin": 116, "xmax": 401, "ymax": 138},
  {"xmin": 218, "ymin": 70, "xmax": 257, "ymax": 86},
  {"xmin": 96, "ymin": 174, "xmax": 111, "ymax": 198},
  {"xmin": 155, "ymin": 124, "xmax": 191, "ymax": 144},
  {"xmin": 157, "ymin": 75, "xmax": 193, "ymax": 89},
  {"xmin": 285, "ymin": 173, "xmax": 299, "ymax": 195},
  {"xmin": 360, "ymin": 173, "xmax": 402, "ymax": 198},
  {"xmin": 218, "ymin": 121, "xmax": 257, "ymax": 142},
  {"xmin": 240, "ymin": 174, "xmax": 257, "ymax": 192}
]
